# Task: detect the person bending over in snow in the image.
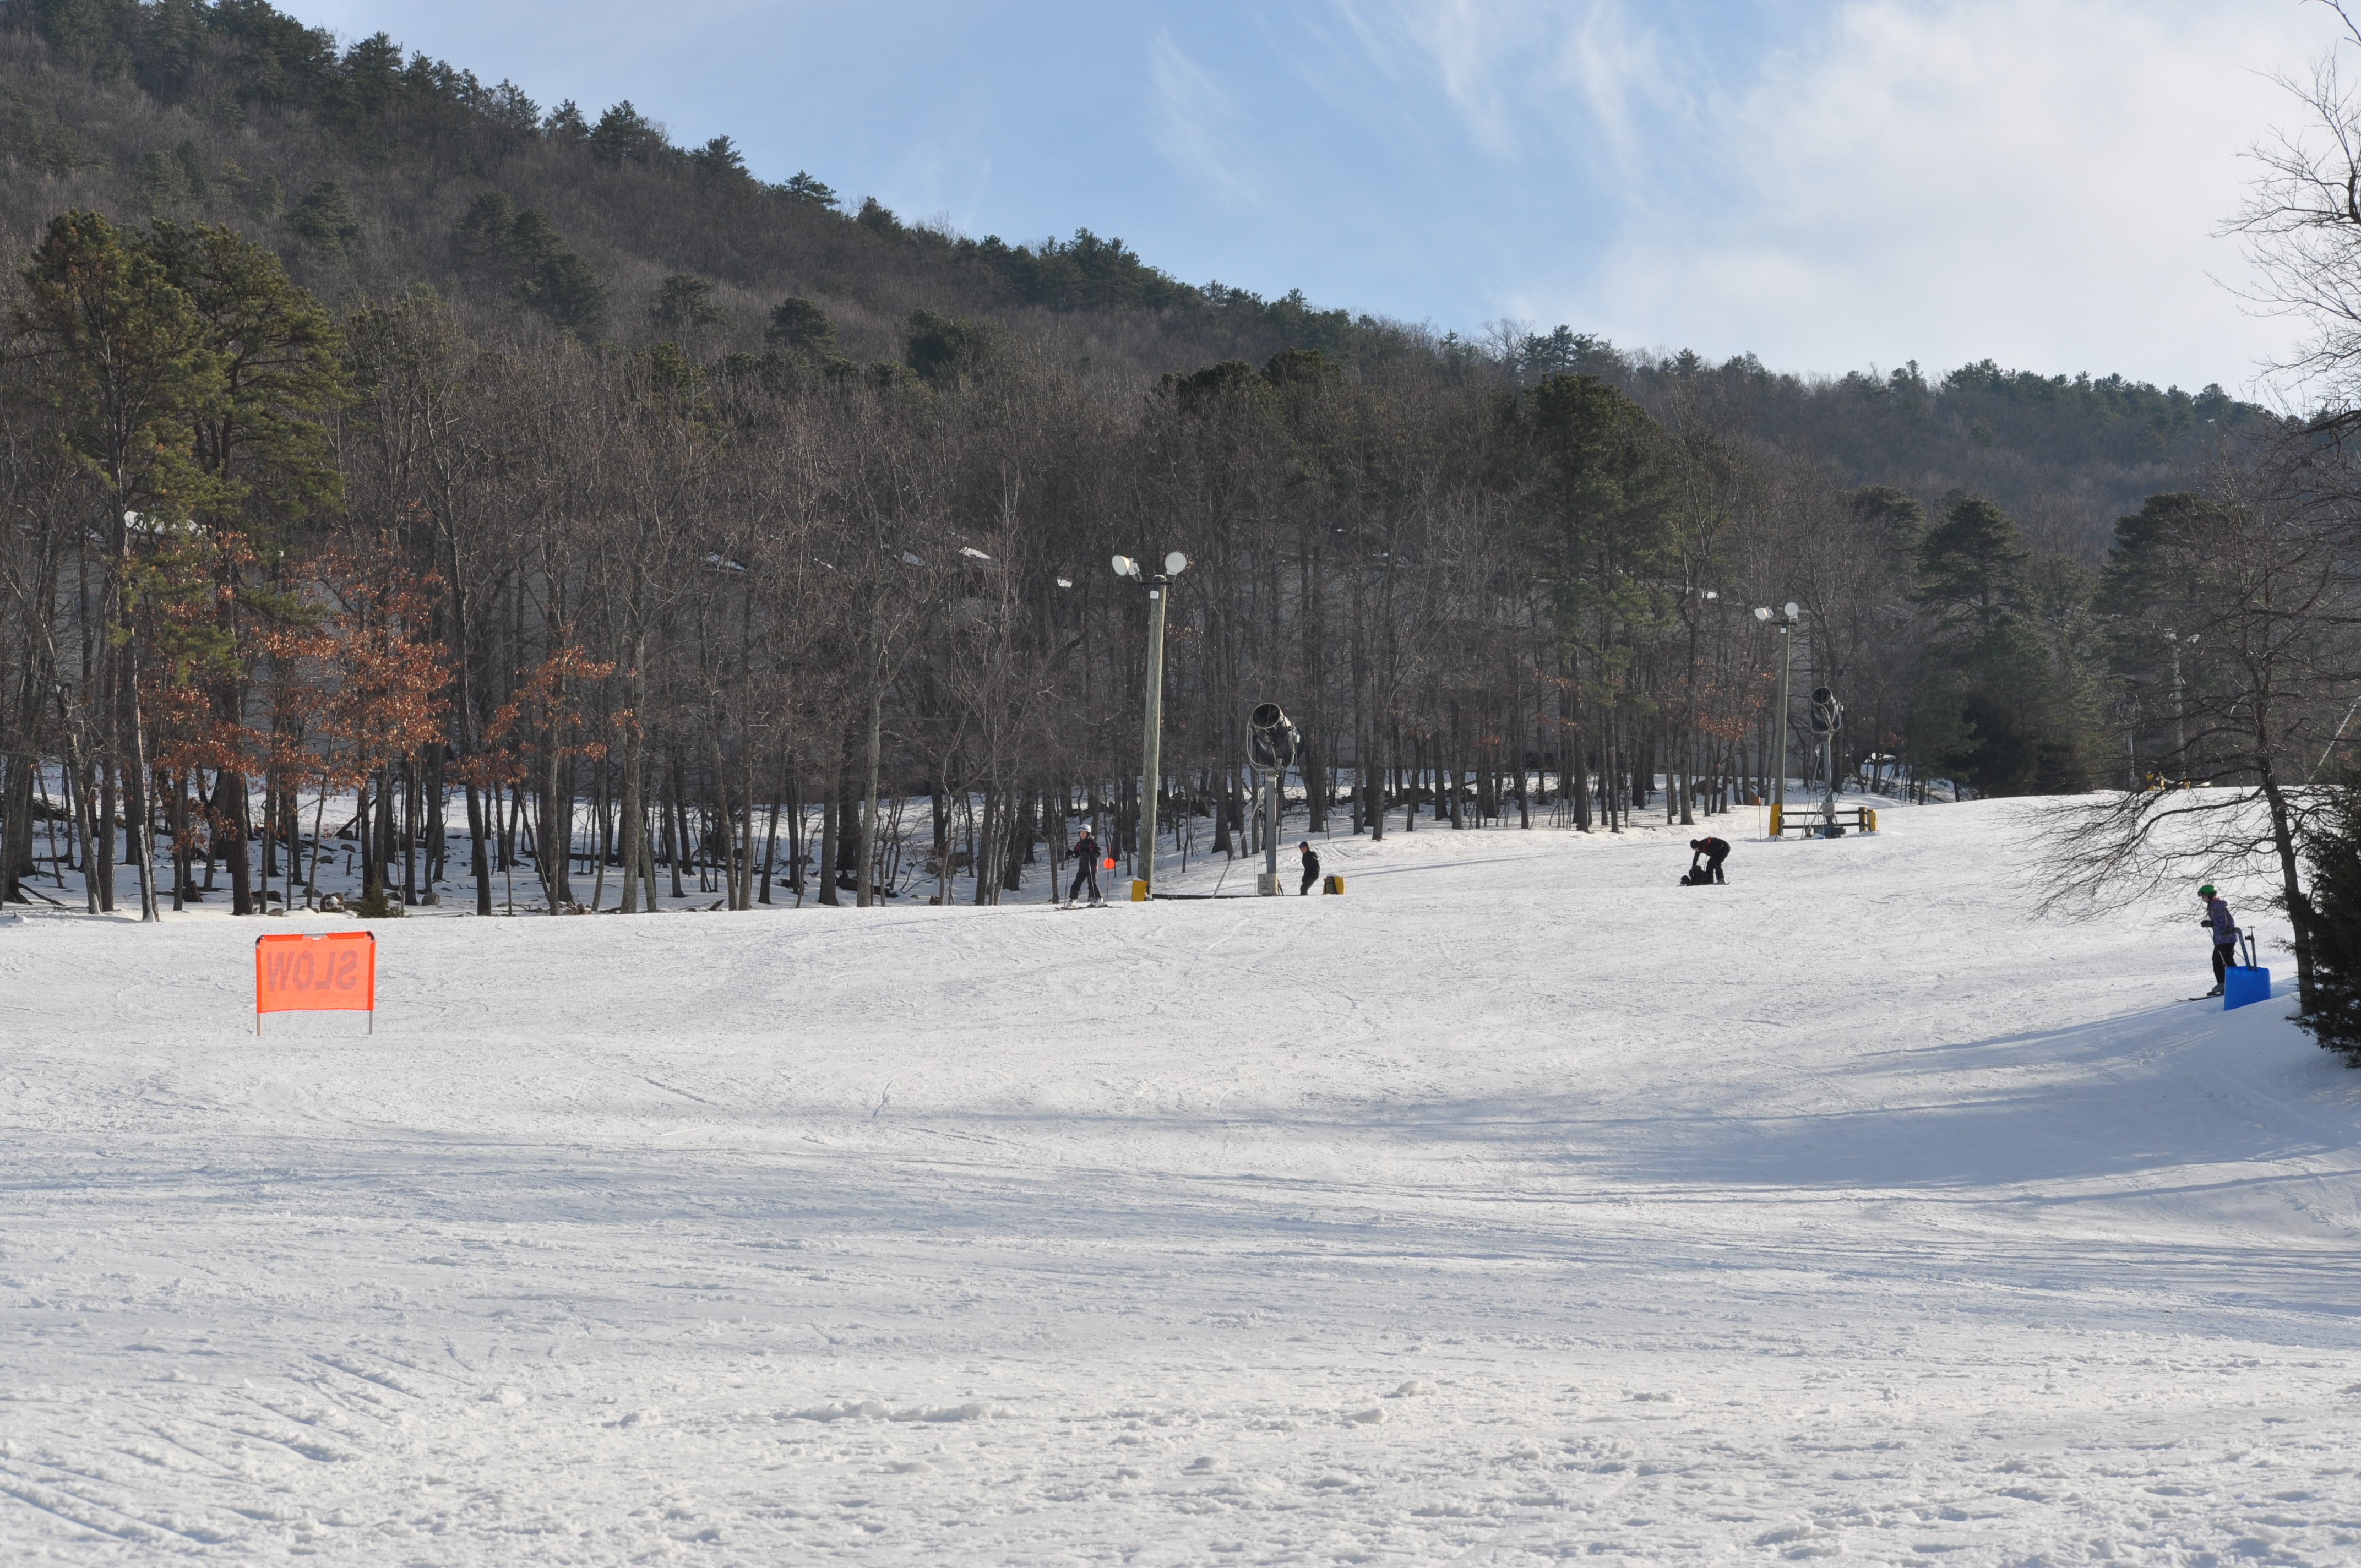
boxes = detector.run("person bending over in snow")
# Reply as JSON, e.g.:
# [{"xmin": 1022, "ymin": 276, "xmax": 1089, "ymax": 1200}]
[
  {"xmin": 2199, "ymin": 883, "xmax": 2239, "ymax": 997},
  {"xmin": 1298, "ymin": 840, "xmax": 1321, "ymax": 896},
  {"xmin": 1069, "ymin": 828, "xmax": 1105, "ymax": 907},
  {"xmin": 1688, "ymin": 836, "xmax": 1729, "ymax": 885}
]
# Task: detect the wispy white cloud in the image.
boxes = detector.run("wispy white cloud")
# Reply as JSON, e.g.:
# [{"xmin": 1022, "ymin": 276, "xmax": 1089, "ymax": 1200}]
[
  {"xmin": 1555, "ymin": 1, "xmax": 1681, "ymax": 173},
  {"xmin": 1570, "ymin": 0, "xmax": 2325, "ymax": 385},
  {"xmin": 1325, "ymin": 0, "xmax": 1679, "ymax": 172},
  {"xmin": 281, "ymin": 0, "xmax": 2339, "ymax": 388},
  {"xmin": 1344, "ymin": 0, "xmax": 2331, "ymax": 386},
  {"xmin": 1149, "ymin": 29, "xmax": 1275, "ymax": 210}
]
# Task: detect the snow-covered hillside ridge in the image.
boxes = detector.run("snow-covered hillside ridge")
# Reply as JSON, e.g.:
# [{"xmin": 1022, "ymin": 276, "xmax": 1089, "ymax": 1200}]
[{"xmin": 4, "ymin": 799, "xmax": 2359, "ymax": 1564}]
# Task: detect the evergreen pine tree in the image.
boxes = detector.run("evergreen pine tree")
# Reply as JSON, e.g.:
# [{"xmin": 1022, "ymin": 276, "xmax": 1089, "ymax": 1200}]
[
  {"xmin": 780, "ymin": 171, "xmax": 840, "ymax": 209},
  {"xmin": 649, "ymin": 273, "xmax": 727, "ymax": 335},
  {"xmin": 289, "ymin": 180, "xmax": 360, "ymax": 255},
  {"xmin": 1914, "ymin": 494, "xmax": 2028, "ymax": 631},
  {"xmin": 764, "ymin": 296, "xmax": 835, "ymax": 355},
  {"xmin": 2300, "ymin": 775, "xmax": 2361, "ymax": 1062},
  {"xmin": 451, "ymin": 196, "xmax": 607, "ymax": 334}
]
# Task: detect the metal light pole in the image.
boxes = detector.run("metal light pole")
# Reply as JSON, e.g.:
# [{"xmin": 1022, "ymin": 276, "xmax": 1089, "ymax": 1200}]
[
  {"xmin": 1115, "ymin": 552, "xmax": 1189, "ymax": 895},
  {"xmin": 1754, "ymin": 601, "xmax": 1798, "ymax": 832}
]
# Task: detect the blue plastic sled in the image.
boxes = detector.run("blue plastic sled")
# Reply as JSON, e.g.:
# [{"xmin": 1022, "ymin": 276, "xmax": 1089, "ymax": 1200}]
[{"xmin": 2224, "ymin": 966, "xmax": 2271, "ymax": 1010}]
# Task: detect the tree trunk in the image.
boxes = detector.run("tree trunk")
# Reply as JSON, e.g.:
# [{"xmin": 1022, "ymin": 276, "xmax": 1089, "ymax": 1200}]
[
  {"xmin": 818, "ymin": 755, "xmax": 841, "ymax": 907},
  {"xmin": 709, "ymin": 728, "xmax": 740, "ymax": 910},
  {"xmin": 216, "ymin": 769, "xmax": 253, "ymax": 914},
  {"xmin": 379, "ymin": 765, "xmax": 400, "ymax": 908},
  {"xmin": 122, "ymin": 657, "xmax": 159, "ymax": 921},
  {"xmin": 667, "ymin": 753, "xmax": 689, "ymax": 900},
  {"xmin": 857, "ymin": 686, "xmax": 884, "ymax": 909},
  {"xmin": 1002, "ymin": 787, "xmax": 1034, "ymax": 894},
  {"xmin": 617, "ymin": 663, "xmax": 648, "ymax": 914},
  {"xmin": 0, "ymin": 754, "xmax": 30, "ymax": 906},
  {"xmin": 402, "ymin": 760, "xmax": 420, "ymax": 905},
  {"xmin": 542, "ymin": 728, "xmax": 575, "ymax": 912},
  {"xmin": 2259, "ymin": 759, "xmax": 2320, "ymax": 1014},
  {"xmin": 758, "ymin": 768, "xmax": 782, "ymax": 906}
]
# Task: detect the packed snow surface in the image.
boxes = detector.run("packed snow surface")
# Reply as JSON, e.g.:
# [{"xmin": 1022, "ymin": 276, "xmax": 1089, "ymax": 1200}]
[{"xmin": 4, "ymin": 799, "xmax": 2361, "ymax": 1564}]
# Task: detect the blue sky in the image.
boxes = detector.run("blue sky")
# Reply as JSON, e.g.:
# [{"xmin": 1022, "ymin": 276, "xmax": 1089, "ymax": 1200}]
[{"xmin": 290, "ymin": 0, "xmax": 2337, "ymax": 393}]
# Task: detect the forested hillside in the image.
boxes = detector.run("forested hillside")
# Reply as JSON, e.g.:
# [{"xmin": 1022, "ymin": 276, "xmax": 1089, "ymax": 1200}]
[
  {"xmin": 0, "ymin": 0, "xmax": 2269, "ymax": 542},
  {"xmin": 0, "ymin": 0, "xmax": 1397, "ymax": 389},
  {"xmin": 1, "ymin": 0, "xmax": 2336, "ymax": 933}
]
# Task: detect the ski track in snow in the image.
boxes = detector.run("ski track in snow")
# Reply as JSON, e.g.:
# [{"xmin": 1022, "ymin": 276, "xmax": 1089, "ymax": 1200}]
[{"xmin": 4, "ymin": 800, "xmax": 2361, "ymax": 1562}]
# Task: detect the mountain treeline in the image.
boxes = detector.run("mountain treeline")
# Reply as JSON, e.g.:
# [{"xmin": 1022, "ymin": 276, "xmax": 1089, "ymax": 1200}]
[
  {"xmin": 4, "ymin": 0, "xmax": 2353, "ymax": 960},
  {"xmin": 0, "ymin": 0, "xmax": 2272, "ymax": 533}
]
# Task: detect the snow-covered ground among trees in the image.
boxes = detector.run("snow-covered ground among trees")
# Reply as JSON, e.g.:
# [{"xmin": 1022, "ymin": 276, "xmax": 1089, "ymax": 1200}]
[{"xmin": 4, "ymin": 798, "xmax": 2360, "ymax": 1564}]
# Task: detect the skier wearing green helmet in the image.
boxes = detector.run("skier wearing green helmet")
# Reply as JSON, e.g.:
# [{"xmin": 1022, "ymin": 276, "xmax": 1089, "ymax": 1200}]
[{"xmin": 2197, "ymin": 884, "xmax": 2238, "ymax": 998}]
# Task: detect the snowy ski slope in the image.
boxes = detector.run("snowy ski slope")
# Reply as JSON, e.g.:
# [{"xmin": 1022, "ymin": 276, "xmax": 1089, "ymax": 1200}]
[{"xmin": 3, "ymin": 798, "xmax": 2359, "ymax": 1564}]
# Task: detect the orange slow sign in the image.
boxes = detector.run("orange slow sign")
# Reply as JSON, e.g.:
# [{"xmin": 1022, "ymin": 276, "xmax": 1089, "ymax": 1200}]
[{"xmin": 255, "ymin": 930, "xmax": 376, "ymax": 1032}]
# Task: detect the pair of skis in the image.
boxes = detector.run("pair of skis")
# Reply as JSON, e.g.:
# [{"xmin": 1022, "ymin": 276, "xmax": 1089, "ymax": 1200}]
[{"xmin": 2188, "ymin": 934, "xmax": 2258, "ymax": 1000}]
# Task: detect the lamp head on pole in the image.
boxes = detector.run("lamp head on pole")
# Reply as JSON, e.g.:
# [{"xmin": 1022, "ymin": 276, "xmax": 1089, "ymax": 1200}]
[
  {"xmin": 1163, "ymin": 551, "xmax": 1190, "ymax": 576},
  {"xmin": 1111, "ymin": 555, "xmax": 1139, "ymax": 580}
]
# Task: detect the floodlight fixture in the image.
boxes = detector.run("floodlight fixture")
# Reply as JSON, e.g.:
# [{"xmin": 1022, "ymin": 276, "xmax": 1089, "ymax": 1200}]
[
  {"xmin": 1163, "ymin": 551, "xmax": 1190, "ymax": 576},
  {"xmin": 1754, "ymin": 606, "xmax": 1771, "ymax": 622},
  {"xmin": 1785, "ymin": 601, "xmax": 1799, "ymax": 619},
  {"xmin": 1111, "ymin": 554, "xmax": 1138, "ymax": 579}
]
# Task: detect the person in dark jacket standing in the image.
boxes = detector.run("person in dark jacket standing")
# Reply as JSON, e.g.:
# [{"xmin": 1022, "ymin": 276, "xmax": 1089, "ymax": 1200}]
[
  {"xmin": 1688, "ymin": 836, "xmax": 1729, "ymax": 884},
  {"xmin": 1298, "ymin": 841, "xmax": 1321, "ymax": 896},
  {"xmin": 1068, "ymin": 828, "xmax": 1105, "ymax": 908},
  {"xmin": 2199, "ymin": 883, "xmax": 2238, "ymax": 997}
]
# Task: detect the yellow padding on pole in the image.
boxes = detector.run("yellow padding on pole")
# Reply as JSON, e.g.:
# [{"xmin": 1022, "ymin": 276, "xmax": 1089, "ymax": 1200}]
[
  {"xmin": 1769, "ymin": 804, "xmax": 1782, "ymax": 836},
  {"xmin": 1865, "ymin": 808, "xmax": 1878, "ymax": 832},
  {"xmin": 1324, "ymin": 874, "xmax": 1345, "ymax": 895},
  {"xmin": 1130, "ymin": 879, "xmax": 1150, "ymax": 902}
]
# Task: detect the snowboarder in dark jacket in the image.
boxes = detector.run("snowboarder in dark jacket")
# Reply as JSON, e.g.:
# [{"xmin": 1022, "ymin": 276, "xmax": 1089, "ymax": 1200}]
[
  {"xmin": 2199, "ymin": 884, "xmax": 2238, "ymax": 996},
  {"xmin": 1688, "ymin": 836, "xmax": 1729, "ymax": 885},
  {"xmin": 1298, "ymin": 841, "xmax": 1321, "ymax": 896},
  {"xmin": 1069, "ymin": 830, "xmax": 1104, "ymax": 907}
]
